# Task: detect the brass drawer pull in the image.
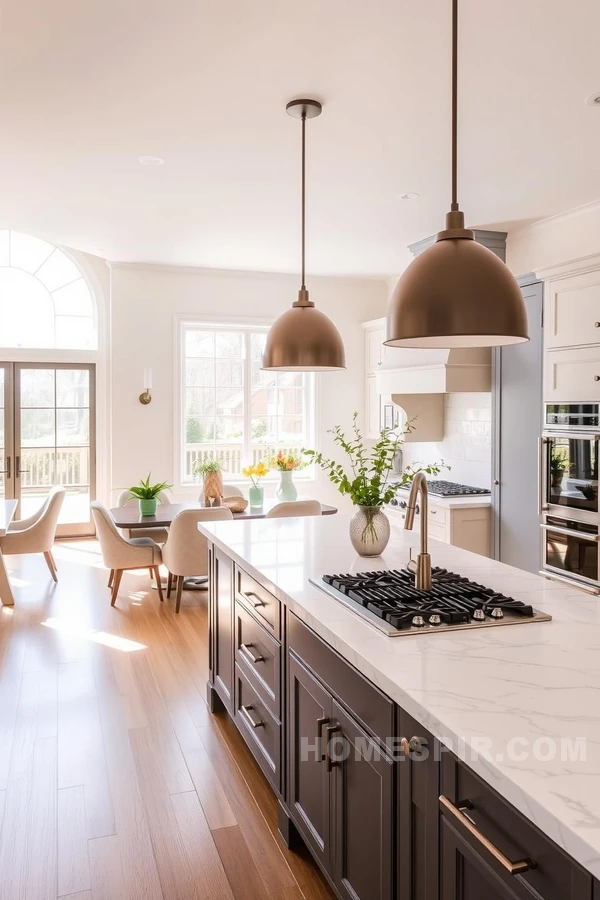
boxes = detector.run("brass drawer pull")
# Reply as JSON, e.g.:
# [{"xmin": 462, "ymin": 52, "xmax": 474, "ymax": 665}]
[
  {"xmin": 316, "ymin": 716, "xmax": 330, "ymax": 761},
  {"xmin": 440, "ymin": 795, "xmax": 535, "ymax": 875},
  {"xmin": 324, "ymin": 723, "xmax": 342, "ymax": 772},
  {"xmin": 244, "ymin": 591, "xmax": 265, "ymax": 608},
  {"xmin": 240, "ymin": 642, "xmax": 264, "ymax": 664},
  {"xmin": 240, "ymin": 704, "xmax": 263, "ymax": 729}
]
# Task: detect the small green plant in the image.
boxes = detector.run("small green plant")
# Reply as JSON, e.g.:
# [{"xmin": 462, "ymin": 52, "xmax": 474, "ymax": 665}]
[
  {"xmin": 550, "ymin": 447, "xmax": 569, "ymax": 474},
  {"xmin": 304, "ymin": 413, "xmax": 446, "ymax": 542},
  {"xmin": 193, "ymin": 459, "xmax": 224, "ymax": 477},
  {"xmin": 128, "ymin": 473, "xmax": 172, "ymax": 500}
]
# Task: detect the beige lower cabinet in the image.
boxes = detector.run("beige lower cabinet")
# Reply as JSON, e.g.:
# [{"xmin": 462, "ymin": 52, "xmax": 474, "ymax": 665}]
[{"xmin": 389, "ymin": 500, "xmax": 491, "ymax": 557}]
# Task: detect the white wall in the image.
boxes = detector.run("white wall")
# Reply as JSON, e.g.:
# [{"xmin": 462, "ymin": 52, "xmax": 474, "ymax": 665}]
[
  {"xmin": 108, "ymin": 263, "xmax": 387, "ymax": 509},
  {"xmin": 399, "ymin": 393, "xmax": 492, "ymax": 490}
]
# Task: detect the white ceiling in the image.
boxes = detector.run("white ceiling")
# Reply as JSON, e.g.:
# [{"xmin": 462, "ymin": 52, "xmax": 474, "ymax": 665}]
[{"xmin": 1, "ymin": 0, "xmax": 600, "ymax": 276}]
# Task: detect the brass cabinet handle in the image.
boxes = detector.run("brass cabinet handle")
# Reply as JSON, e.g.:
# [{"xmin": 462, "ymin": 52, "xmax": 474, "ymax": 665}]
[
  {"xmin": 439, "ymin": 795, "xmax": 535, "ymax": 875},
  {"xmin": 324, "ymin": 723, "xmax": 342, "ymax": 772},
  {"xmin": 316, "ymin": 716, "xmax": 330, "ymax": 761},
  {"xmin": 595, "ymin": 376, "xmax": 600, "ymax": 382},
  {"xmin": 401, "ymin": 735, "xmax": 424, "ymax": 756},
  {"xmin": 595, "ymin": 321, "xmax": 600, "ymax": 327},
  {"xmin": 240, "ymin": 704, "xmax": 263, "ymax": 729},
  {"xmin": 240, "ymin": 642, "xmax": 264, "ymax": 664},
  {"xmin": 244, "ymin": 591, "xmax": 265, "ymax": 608}
]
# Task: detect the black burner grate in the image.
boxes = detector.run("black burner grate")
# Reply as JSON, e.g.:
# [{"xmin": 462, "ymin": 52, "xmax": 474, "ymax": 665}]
[
  {"xmin": 322, "ymin": 568, "xmax": 533, "ymax": 631},
  {"xmin": 426, "ymin": 481, "xmax": 491, "ymax": 497}
]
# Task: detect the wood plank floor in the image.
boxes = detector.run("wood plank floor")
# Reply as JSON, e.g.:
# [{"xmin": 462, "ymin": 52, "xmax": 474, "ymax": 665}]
[{"xmin": 0, "ymin": 540, "xmax": 334, "ymax": 900}]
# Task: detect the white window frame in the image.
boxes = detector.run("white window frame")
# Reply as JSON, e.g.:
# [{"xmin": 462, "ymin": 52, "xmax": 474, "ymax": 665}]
[{"xmin": 175, "ymin": 315, "xmax": 316, "ymax": 490}]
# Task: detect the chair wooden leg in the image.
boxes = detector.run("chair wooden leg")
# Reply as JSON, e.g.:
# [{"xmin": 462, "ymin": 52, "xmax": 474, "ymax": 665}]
[
  {"xmin": 166, "ymin": 572, "xmax": 173, "ymax": 598},
  {"xmin": 111, "ymin": 570, "xmax": 123, "ymax": 606},
  {"xmin": 175, "ymin": 575, "xmax": 184, "ymax": 614},
  {"xmin": 154, "ymin": 566, "xmax": 164, "ymax": 602},
  {"xmin": 43, "ymin": 551, "xmax": 58, "ymax": 583},
  {"xmin": 108, "ymin": 569, "xmax": 114, "ymax": 588}
]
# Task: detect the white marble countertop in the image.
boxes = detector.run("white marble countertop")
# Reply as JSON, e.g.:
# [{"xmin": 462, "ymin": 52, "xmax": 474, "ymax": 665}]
[{"xmin": 199, "ymin": 513, "xmax": 600, "ymax": 878}]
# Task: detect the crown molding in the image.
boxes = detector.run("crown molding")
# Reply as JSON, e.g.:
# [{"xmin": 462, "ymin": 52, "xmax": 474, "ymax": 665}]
[{"xmin": 535, "ymin": 251, "xmax": 600, "ymax": 282}]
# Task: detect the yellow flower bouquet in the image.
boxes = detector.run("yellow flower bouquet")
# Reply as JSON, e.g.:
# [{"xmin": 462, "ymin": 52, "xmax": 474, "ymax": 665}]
[
  {"xmin": 242, "ymin": 462, "xmax": 269, "ymax": 508},
  {"xmin": 268, "ymin": 450, "xmax": 307, "ymax": 472}
]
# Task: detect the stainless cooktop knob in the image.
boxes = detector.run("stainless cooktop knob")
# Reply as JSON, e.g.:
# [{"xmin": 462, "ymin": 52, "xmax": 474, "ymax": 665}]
[
  {"xmin": 490, "ymin": 607, "xmax": 504, "ymax": 619},
  {"xmin": 472, "ymin": 609, "xmax": 486, "ymax": 621},
  {"xmin": 411, "ymin": 615, "xmax": 426, "ymax": 627},
  {"xmin": 428, "ymin": 614, "xmax": 441, "ymax": 625}
]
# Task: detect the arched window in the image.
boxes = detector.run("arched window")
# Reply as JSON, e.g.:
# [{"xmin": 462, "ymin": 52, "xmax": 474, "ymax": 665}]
[{"xmin": 0, "ymin": 231, "xmax": 96, "ymax": 350}]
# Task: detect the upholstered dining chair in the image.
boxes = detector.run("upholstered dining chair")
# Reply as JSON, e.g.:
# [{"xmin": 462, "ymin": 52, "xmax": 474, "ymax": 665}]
[
  {"xmin": 116, "ymin": 489, "xmax": 171, "ymax": 543},
  {"xmin": 161, "ymin": 507, "xmax": 233, "ymax": 613},
  {"xmin": 266, "ymin": 500, "xmax": 322, "ymax": 518},
  {"xmin": 0, "ymin": 485, "xmax": 65, "ymax": 581},
  {"xmin": 91, "ymin": 501, "xmax": 164, "ymax": 605}
]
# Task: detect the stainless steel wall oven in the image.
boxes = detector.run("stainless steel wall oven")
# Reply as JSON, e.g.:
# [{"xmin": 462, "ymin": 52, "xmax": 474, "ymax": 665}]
[{"xmin": 540, "ymin": 404, "xmax": 600, "ymax": 590}]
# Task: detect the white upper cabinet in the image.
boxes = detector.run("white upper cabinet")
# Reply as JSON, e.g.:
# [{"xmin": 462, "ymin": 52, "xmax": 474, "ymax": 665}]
[
  {"xmin": 545, "ymin": 270, "xmax": 600, "ymax": 349},
  {"xmin": 544, "ymin": 347, "xmax": 600, "ymax": 402},
  {"xmin": 365, "ymin": 320, "xmax": 386, "ymax": 373}
]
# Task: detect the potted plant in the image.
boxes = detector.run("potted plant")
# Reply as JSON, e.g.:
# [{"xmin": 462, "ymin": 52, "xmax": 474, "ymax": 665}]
[
  {"xmin": 193, "ymin": 459, "xmax": 225, "ymax": 506},
  {"xmin": 128, "ymin": 474, "xmax": 172, "ymax": 517},
  {"xmin": 550, "ymin": 447, "xmax": 568, "ymax": 488},
  {"xmin": 304, "ymin": 413, "xmax": 444, "ymax": 557},
  {"xmin": 268, "ymin": 450, "xmax": 306, "ymax": 502},
  {"xmin": 242, "ymin": 461, "xmax": 269, "ymax": 508}
]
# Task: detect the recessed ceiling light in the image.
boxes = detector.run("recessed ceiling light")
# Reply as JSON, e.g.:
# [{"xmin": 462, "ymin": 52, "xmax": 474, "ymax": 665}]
[
  {"xmin": 399, "ymin": 192, "xmax": 419, "ymax": 200},
  {"xmin": 138, "ymin": 155, "xmax": 165, "ymax": 165},
  {"xmin": 585, "ymin": 92, "xmax": 600, "ymax": 106}
]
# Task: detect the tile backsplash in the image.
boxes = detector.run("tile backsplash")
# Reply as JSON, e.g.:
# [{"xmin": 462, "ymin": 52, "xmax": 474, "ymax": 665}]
[{"xmin": 401, "ymin": 393, "xmax": 492, "ymax": 489}]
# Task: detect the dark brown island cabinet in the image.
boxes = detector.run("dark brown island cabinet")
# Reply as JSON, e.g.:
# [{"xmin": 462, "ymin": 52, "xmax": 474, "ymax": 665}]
[{"xmin": 206, "ymin": 544, "xmax": 596, "ymax": 900}]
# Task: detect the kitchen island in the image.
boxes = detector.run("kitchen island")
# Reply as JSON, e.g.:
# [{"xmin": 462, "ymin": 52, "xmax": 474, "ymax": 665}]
[{"xmin": 200, "ymin": 513, "xmax": 600, "ymax": 900}]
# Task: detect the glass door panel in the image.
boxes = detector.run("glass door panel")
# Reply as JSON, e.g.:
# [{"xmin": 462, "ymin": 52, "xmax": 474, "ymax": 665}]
[
  {"xmin": 0, "ymin": 365, "xmax": 14, "ymax": 501},
  {"xmin": 15, "ymin": 364, "xmax": 95, "ymax": 536}
]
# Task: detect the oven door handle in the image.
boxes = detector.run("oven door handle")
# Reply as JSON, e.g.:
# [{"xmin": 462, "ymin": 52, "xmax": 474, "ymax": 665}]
[
  {"xmin": 538, "ymin": 437, "xmax": 549, "ymax": 514},
  {"xmin": 542, "ymin": 431, "xmax": 600, "ymax": 441},
  {"xmin": 540, "ymin": 523, "xmax": 600, "ymax": 542}
]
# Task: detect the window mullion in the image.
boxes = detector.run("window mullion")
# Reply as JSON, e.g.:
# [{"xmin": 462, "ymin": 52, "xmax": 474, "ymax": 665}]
[{"xmin": 243, "ymin": 332, "xmax": 251, "ymax": 467}]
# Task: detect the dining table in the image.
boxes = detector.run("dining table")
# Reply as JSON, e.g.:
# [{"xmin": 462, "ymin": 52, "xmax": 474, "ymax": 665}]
[
  {"xmin": 0, "ymin": 499, "xmax": 19, "ymax": 606},
  {"xmin": 109, "ymin": 500, "xmax": 337, "ymax": 530}
]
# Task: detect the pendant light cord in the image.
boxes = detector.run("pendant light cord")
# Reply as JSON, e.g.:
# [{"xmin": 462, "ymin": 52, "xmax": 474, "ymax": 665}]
[
  {"xmin": 301, "ymin": 112, "xmax": 306, "ymax": 290},
  {"xmin": 451, "ymin": 0, "xmax": 458, "ymax": 212}
]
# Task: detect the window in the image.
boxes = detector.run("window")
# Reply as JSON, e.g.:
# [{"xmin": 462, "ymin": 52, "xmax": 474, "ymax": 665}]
[
  {"xmin": 0, "ymin": 231, "xmax": 96, "ymax": 350},
  {"xmin": 180, "ymin": 322, "xmax": 315, "ymax": 483}
]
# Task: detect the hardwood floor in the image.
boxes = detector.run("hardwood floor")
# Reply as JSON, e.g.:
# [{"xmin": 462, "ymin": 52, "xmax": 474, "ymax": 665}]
[{"xmin": 0, "ymin": 540, "xmax": 334, "ymax": 900}]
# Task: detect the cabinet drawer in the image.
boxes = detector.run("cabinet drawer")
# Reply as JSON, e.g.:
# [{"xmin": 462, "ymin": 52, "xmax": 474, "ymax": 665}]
[
  {"xmin": 234, "ymin": 664, "xmax": 281, "ymax": 792},
  {"xmin": 428, "ymin": 521, "xmax": 448, "ymax": 544},
  {"xmin": 545, "ymin": 347, "xmax": 600, "ymax": 402},
  {"xmin": 428, "ymin": 504, "xmax": 447, "ymax": 527},
  {"xmin": 288, "ymin": 612, "xmax": 394, "ymax": 744},
  {"xmin": 234, "ymin": 601, "xmax": 280, "ymax": 716},
  {"xmin": 235, "ymin": 566, "xmax": 281, "ymax": 638},
  {"xmin": 441, "ymin": 755, "xmax": 592, "ymax": 899}
]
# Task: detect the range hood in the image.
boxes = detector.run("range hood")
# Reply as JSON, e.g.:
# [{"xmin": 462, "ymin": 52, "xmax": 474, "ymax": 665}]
[
  {"xmin": 376, "ymin": 347, "xmax": 491, "ymax": 395},
  {"xmin": 376, "ymin": 348, "xmax": 491, "ymax": 443}
]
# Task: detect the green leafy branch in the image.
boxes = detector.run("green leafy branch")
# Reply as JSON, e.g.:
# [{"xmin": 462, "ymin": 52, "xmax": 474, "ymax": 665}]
[{"xmin": 303, "ymin": 412, "xmax": 446, "ymax": 507}]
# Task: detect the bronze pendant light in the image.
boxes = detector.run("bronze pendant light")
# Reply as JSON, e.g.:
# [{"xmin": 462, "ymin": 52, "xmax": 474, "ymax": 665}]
[
  {"xmin": 385, "ymin": 0, "xmax": 529, "ymax": 349},
  {"xmin": 262, "ymin": 99, "xmax": 346, "ymax": 371}
]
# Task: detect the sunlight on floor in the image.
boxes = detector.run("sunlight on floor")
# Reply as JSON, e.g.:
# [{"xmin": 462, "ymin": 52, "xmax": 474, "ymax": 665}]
[{"xmin": 41, "ymin": 616, "xmax": 147, "ymax": 652}]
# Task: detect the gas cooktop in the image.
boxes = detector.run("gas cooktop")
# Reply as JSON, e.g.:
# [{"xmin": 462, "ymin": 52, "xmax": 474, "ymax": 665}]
[
  {"xmin": 423, "ymin": 480, "xmax": 491, "ymax": 497},
  {"xmin": 310, "ymin": 568, "xmax": 551, "ymax": 637}
]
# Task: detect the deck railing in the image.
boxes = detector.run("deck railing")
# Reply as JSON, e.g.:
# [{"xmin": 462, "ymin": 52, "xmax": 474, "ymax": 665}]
[{"xmin": 184, "ymin": 443, "xmax": 304, "ymax": 481}]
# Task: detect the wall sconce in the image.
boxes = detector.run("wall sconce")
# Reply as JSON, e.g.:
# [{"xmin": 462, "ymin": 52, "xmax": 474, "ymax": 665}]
[{"xmin": 139, "ymin": 368, "xmax": 152, "ymax": 405}]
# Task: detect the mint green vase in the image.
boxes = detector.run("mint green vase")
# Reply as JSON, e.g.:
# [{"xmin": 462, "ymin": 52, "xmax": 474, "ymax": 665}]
[
  {"xmin": 248, "ymin": 485, "xmax": 264, "ymax": 509},
  {"xmin": 277, "ymin": 470, "xmax": 297, "ymax": 502},
  {"xmin": 139, "ymin": 498, "xmax": 158, "ymax": 516}
]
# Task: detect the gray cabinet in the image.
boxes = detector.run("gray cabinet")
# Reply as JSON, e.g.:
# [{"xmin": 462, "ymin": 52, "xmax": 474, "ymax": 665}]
[
  {"xmin": 492, "ymin": 277, "xmax": 543, "ymax": 572},
  {"xmin": 212, "ymin": 547, "xmax": 234, "ymax": 712}
]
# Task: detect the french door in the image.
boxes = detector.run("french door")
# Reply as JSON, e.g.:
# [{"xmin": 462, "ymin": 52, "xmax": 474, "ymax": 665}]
[{"xmin": 0, "ymin": 363, "xmax": 96, "ymax": 537}]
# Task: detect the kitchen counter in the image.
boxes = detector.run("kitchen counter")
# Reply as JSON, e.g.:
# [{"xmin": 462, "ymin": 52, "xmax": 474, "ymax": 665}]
[{"xmin": 200, "ymin": 513, "xmax": 600, "ymax": 879}]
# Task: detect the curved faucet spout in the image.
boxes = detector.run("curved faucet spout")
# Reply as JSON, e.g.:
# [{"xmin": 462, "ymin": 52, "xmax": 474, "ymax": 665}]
[{"xmin": 404, "ymin": 472, "xmax": 432, "ymax": 591}]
